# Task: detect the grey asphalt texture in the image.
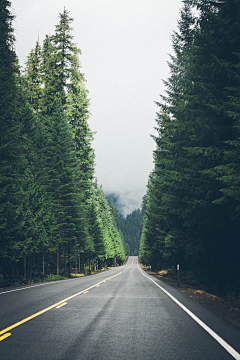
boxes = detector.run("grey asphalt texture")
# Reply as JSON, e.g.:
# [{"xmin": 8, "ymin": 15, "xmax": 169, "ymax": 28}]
[{"xmin": 0, "ymin": 256, "xmax": 240, "ymax": 360}]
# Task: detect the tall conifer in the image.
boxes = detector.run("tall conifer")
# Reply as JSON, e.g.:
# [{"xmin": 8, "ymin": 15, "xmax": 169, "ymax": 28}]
[
  {"xmin": 23, "ymin": 41, "xmax": 42, "ymax": 112},
  {"xmin": 0, "ymin": 0, "xmax": 28, "ymax": 270},
  {"xmin": 140, "ymin": 0, "xmax": 240, "ymax": 292}
]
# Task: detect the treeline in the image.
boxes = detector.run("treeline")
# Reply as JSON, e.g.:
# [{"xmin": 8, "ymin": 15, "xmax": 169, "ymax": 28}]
[
  {"xmin": 0, "ymin": 1, "xmax": 125, "ymax": 283},
  {"xmin": 139, "ymin": 0, "xmax": 240, "ymax": 294},
  {"xmin": 105, "ymin": 193, "xmax": 142, "ymax": 256},
  {"xmin": 119, "ymin": 209, "xmax": 141, "ymax": 256},
  {"xmin": 105, "ymin": 193, "xmax": 124, "ymax": 216}
]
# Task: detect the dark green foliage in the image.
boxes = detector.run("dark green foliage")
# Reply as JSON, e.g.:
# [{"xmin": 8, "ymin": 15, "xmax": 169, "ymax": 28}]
[
  {"xmin": 44, "ymin": 107, "xmax": 87, "ymax": 246},
  {"xmin": 23, "ymin": 41, "xmax": 42, "ymax": 112},
  {"xmin": 88, "ymin": 198, "xmax": 105, "ymax": 261},
  {"xmin": 95, "ymin": 186, "xmax": 126, "ymax": 263},
  {"xmin": 0, "ymin": 4, "xmax": 125, "ymax": 283},
  {"xmin": 105, "ymin": 193, "xmax": 124, "ymax": 215},
  {"xmin": 40, "ymin": 35, "xmax": 58, "ymax": 119},
  {"xmin": 0, "ymin": 0, "xmax": 27, "ymax": 262},
  {"xmin": 140, "ymin": 0, "xmax": 240, "ymax": 294},
  {"xmin": 105, "ymin": 193, "xmax": 142, "ymax": 257}
]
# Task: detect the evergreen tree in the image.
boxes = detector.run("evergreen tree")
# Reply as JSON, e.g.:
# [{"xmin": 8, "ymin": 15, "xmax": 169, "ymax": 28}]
[
  {"xmin": 23, "ymin": 40, "xmax": 42, "ymax": 112},
  {"xmin": 87, "ymin": 195, "xmax": 106, "ymax": 268},
  {"xmin": 0, "ymin": 4, "xmax": 123, "ymax": 281},
  {"xmin": 39, "ymin": 9, "xmax": 95, "ymax": 198},
  {"xmin": 0, "ymin": 0, "xmax": 29, "ymax": 274},
  {"xmin": 140, "ymin": 0, "xmax": 240, "ymax": 293},
  {"xmin": 44, "ymin": 105, "xmax": 89, "ymax": 275},
  {"xmin": 40, "ymin": 35, "xmax": 58, "ymax": 119},
  {"xmin": 95, "ymin": 186, "xmax": 126, "ymax": 263},
  {"xmin": 67, "ymin": 47, "xmax": 95, "ymax": 201},
  {"xmin": 53, "ymin": 7, "xmax": 75, "ymax": 107},
  {"xmin": 119, "ymin": 209, "xmax": 142, "ymax": 256}
]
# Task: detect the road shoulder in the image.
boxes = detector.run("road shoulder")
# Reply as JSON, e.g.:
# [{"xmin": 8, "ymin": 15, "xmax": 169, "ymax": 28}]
[{"xmin": 141, "ymin": 266, "xmax": 240, "ymax": 331}]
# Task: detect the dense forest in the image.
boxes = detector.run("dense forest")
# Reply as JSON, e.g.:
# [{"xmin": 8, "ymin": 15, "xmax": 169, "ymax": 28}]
[
  {"xmin": 105, "ymin": 193, "xmax": 124, "ymax": 216},
  {"xmin": 0, "ymin": 1, "xmax": 126, "ymax": 284},
  {"xmin": 119, "ymin": 210, "xmax": 141, "ymax": 256},
  {"xmin": 2, "ymin": 0, "xmax": 240, "ymax": 296},
  {"xmin": 139, "ymin": 0, "xmax": 240, "ymax": 295},
  {"xmin": 105, "ymin": 193, "xmax": 142, "ymax": 256}
]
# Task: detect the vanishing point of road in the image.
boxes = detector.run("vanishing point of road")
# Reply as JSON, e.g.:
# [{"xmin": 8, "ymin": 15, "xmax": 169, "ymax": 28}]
[{"xmin": 0, "ymin": 256, "xmax": 240, "ymax": 359}]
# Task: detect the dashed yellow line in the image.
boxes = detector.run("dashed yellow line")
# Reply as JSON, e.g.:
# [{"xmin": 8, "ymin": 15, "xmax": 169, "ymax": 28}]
[
  {"xmin": 0, "ymin": 271, "xmax": 122, "ymax": 340},
  {"xmin": 0, "ymin": 333, "xmax": 11, "ymax": 341}
]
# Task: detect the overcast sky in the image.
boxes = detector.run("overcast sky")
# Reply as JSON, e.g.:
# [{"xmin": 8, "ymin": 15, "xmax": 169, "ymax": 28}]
[{"xmin": 11, "ymin": 0, "xmax": 183, "ymax": 216}]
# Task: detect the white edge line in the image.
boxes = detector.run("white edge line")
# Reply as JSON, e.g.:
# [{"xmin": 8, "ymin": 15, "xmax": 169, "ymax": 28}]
[
  {"xmin": 138, "ymin": 265, "xmax": 240, "ymax": 360},
  {"xmin": 0, "ymin": 282, "xmax": 58, "ymax": 295},
  {"xmin": 0, "ymin": 266, "xmax": 124, "ymax": 295}
]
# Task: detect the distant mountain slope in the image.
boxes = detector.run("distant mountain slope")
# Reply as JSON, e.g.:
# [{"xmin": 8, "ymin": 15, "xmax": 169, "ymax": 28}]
[
  {"xmin": 105, "ymin": 193, "xmax": 124, "ymax": 216},
  {"xmin": 119, "ymin": 209, "xmax": 142, "ymax": 256},
  {"xmin": 105, "ymin": 193, "xmax": 142, "ymax": 255}
]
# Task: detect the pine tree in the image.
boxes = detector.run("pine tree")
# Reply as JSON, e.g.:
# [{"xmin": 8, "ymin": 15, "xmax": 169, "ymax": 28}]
[
  {"xmin": 23, "ymin": 40, "xmax": 42, "ymax": 112},
  {"xmin": 67, "ymin": 60, "xmax": 95, "ymax": 201},
  {"xmin": 88, "ymin": 197, "xmax": 105, "ymax": 265},
  {"xmin": 119, "ymin": 209, "xmax": 141, "ymax": 256},
  {"xmin": 43, "ymin": 105, "xmax": 89, "ymax": 275},
  {"xmin": 40, "ymin": 8, "xmax": 95, "ymax": 198},
  {"xmin": 141, "ymin": 0, "xmax": 240, "ymax": 292},
  {"xmin": 55, "ymin": 8, "xmax": 95, "ymax": 198},
  {"xmin": 53, "ymin": 7, "xmax": 76, "ymax": 107},
  {"xmin": 0, "ymin": 0, "xmax": 28, "ymax": 273},
  {"xmin": 40, "ymin": 35, "xmax": 58, "ymax": 119}
]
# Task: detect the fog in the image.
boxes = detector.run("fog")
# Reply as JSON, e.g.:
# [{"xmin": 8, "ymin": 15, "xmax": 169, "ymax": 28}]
[{"xmin": 11, "ymin": 0, "xmax": 183, "ymax": 214}]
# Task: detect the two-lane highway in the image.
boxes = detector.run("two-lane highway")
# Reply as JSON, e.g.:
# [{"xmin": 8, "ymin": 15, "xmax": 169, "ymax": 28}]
[{"xmin": 0, "ymin": 256, "xmax": 240, "ymax": 359}]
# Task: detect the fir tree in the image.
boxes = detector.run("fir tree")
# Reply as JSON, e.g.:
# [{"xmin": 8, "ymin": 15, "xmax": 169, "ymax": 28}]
[
  {"xmin": 40, "ymin": 35, "xmax": 58, "ymax": 118},
  {"xmin": 44, "ymin": 105, "xmax": 89, "ymax": 275},
  {"xmin": 0, "ymin": 0, "xmax": 28, "ymax": 271},
  {"xmin": 140, "ymin": 0, "xmax": 240, "ymax": 292},
  {"xmin": 23, "ymin": 40, "xmax": 42, "ymax": 112}
]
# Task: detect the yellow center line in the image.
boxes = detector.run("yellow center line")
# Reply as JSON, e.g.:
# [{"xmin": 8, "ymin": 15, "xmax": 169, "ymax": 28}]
[
  {"xmin": 0, "ymin": 271, "xmax": 122, "ymax": 337},
  {"xmin": 0, "ymin": 333, "xmax": 11, "ymax": 341},
  {"xmin": 55, "ymin": 302, "xmax": 67, "ymax": 309}
]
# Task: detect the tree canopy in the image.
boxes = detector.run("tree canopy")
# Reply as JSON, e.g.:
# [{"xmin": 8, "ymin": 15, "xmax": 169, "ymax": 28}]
[
  {"xmin": 0, "ymin": 3, "xmax": 125, "ymax": 284},
  {"xmin": 139, "ymin": 0, "xmax": 240, "ymax": 295}
]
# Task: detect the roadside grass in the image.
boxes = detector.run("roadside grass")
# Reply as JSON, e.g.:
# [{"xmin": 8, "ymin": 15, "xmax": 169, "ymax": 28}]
[
  {"xmin": 44, "ymin": 274, "xmax": 68, "ymax": 282},
  {"xmin": 70, "ymin": 273, "xmax": 85, "ymax": 278}
]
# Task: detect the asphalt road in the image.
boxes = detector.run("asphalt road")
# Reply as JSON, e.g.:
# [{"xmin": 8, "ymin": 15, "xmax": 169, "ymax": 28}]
[{"xmin": 0, "ymin": 256, "xmax": 240, "ymax": 360}]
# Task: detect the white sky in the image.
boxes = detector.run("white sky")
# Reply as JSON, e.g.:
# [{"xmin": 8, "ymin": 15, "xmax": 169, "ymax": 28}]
[{"xmin": 11, "ymin": 0, "xmax": 183, "ymax": 216}]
